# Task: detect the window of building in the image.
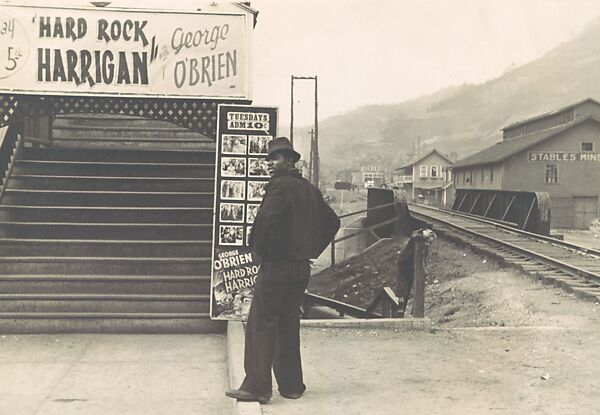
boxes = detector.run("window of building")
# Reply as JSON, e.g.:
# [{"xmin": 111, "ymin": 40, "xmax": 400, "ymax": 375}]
[
  {"xmin": 419, "ymin": 165, "xmax": 428, "ymax": 178},
  {"xmin": 490, "ymin": 167, "xmax": 494, "ymax": 182},
  {"xmin": 442, "ymin": 167, "xmax": 451, "ymax": 181},
  {"xmin": 581, "ymin": 142, "xmax": 594, "ymax": 152},
  {"xmin": 545, "ymin": 164, "xmax": 558, "ymax": 184},
  {"xmin": 480, "ymin": 168, "xmax": 484, "ymax": 182},
  {"xmin": 430, "ymin": 166, "xmax": 439, "ymax": 178},
  {"xmin": 363, "ymin": 172, "xmax": 383, "ymax": 181}
]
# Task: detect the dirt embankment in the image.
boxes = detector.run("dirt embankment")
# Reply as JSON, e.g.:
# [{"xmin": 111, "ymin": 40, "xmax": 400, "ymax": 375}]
[{"xmin": 308, "ymin": 234, "xmax": 599, "ymax": 328}]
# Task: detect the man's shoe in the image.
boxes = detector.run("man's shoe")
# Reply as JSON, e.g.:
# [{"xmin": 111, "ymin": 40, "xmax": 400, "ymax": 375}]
[
  {"xmin": 280, "ymin": 388, "xmax": 305, "ymax": 399},
  {"xmin": 225, "ymin": 389, "xmax": 270, "ymax": 404}
]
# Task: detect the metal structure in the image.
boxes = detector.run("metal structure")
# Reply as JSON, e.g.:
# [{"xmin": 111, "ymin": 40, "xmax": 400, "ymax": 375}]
[
  {"xmin": 451, "ymin": 189, "xmax": 551, "ymax": 236},
  {"xmin": 290, "ymin": 75, "xmax": 319, "ymax": 186}
]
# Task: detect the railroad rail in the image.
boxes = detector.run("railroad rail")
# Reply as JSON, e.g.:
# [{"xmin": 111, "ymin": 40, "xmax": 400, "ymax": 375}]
[{"xmin": 408, "ymin": 202, "xmax": 600, "ymax": 302}]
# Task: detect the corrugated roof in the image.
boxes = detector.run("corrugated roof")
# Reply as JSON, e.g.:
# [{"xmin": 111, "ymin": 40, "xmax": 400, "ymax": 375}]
[
  {"xmin": 453, "ymin": 115, "xmax": 600, "ymax": 169},
  {"xmin": 395, "ymin": 149, "xmax": 453, "ymax": 170},
  {"xmin": 501, "ymin": 97, "xmax": 600, "ymax": 131}
]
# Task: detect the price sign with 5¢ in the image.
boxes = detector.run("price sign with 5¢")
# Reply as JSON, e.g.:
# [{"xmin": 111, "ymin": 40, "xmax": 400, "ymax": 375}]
[{"xmin": 0, "ymin": 13, "xmax": 29, "ymax": 80}]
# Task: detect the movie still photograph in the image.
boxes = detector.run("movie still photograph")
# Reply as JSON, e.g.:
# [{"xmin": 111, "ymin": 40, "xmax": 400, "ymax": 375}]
[
  {"xmin": 222, "ymin": 134, "xmax": 247, "ymax": 155},
  {"xmin": 246, "ymin": 203, "xmax": 260, "ymax": 224},
  {"xmin": 221, "ymin": 180, "xmax": 246, "ymax": 200},
  {"xmin": 219, "ymin": 225, "xmax": 244, "ymax": 246},
  {"xmin": 220, "ymin": 203, "xmax": 245, "ymax": 223},
  {"xmin": 248, "ymin": 135, "xmax": 270, "ymax": 155},
  {"xmin": 247, "ymin": 181, "xmax": 267, "ymax": 201},
  {"xmin": 248, "ymin": 157, "xmax": 269, "ymax": 177},
  {"xmin": 221, "ymin": 157, "xmax": 247, "ymax": 177}
]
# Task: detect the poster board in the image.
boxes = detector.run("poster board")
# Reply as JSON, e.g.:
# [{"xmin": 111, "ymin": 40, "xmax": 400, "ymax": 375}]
[
  {"xmin": 0, "ymin": 4, "xmax": 251, "ymax": 99},
  {"xmin": 210, "ymin": 104, "xmax": 278, "ymax": 320}
]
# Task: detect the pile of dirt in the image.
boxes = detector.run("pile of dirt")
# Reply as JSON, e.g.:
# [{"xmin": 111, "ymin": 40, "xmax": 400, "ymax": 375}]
[
  {"xmin": 308, "ymin": 234, "xmax": 528, "ymax": 326},
  {"xmin": 308, "ymin": 235, "xmax": 409, "ymax": 308}
]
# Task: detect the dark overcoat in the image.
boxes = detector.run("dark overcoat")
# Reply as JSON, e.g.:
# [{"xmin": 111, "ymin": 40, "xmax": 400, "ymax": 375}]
[
  {"xmin": 249, "ymin": 169, "xmax": 340, "ymax": 260},
  {"xmin": 240, "ymin": 168, "xmax": 339, "ymax": 397}
]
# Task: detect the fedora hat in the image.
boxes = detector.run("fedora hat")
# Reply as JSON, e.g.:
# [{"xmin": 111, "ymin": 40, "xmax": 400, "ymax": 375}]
[{"xmin": 266, "ymin": 137, "xmax": 301, "ymax": 162}]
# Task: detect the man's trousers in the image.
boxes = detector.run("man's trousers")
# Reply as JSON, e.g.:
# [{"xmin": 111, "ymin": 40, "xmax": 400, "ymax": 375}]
[{"xmin": 240, "ymin": 259, "xmax": 310, "ymax": 397}]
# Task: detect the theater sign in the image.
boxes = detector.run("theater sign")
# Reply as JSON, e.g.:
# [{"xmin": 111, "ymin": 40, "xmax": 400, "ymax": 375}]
[{"xmin": 0, "ymin": 3, "xmax": 252, "ymax": 99}]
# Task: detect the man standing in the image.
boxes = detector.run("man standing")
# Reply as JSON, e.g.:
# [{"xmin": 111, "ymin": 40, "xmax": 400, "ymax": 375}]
[{"xmin": 226, "ymin": 137, "xmax": 340, "ymax": 404}]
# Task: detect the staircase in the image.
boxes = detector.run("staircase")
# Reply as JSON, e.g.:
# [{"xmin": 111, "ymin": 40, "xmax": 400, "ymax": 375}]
[{"xmin": 0, "ymin": 114, "xmax": 223, "ymax": 333}]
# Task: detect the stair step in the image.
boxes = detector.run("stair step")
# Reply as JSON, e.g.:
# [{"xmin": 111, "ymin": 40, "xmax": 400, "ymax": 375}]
[
  {"xmin": 52, "ymin": 116, "xmax": 211, "ymax": 138},
  {"xmin": 21, "ymin": 147, "xmax": 215, "ymax": 163},
  {"xmin": 52, "ymin": 113, "xmax": 202, "ymax": 129},
  {"xmin": 13, "ymin": 160, "xmax": 214, "ymax": 177},
  {"xmin": 54, "ymin": 124, "xmax": 197, "ymax": 132},
  {"xmin": 0, "ymin": 222, "xmax": 213, "ymax": 240},
  {"xmin": 52, "ymin": 130, "xmax": 209, "ymax": 139},
  {"xmin": 0, "ymin": 293, "xmax": 210, "ymax": 313},
  {"xmin": 0, "ymin": 274, "xmax": 211, "ymax": 294},
  {"xmin": 8, "ymin": 175, "xmax": 214, "ymax": 191},
  {"xmin": 0, "ymin": 312, "xmax": 225, "ymax": 334},
  {"xmin": 0, "ymin": 239, "xmax": 212, "ymax": 257},
  {"xmin": 54, "ymin": 112, "xmax": 197, "ymax": 123},
  {"xmin": 48, "ymin": 141, "xmax": 216, "ymax": 151},
  {"xmin": 0, "ymin": 256, "xmax": 211, "ymax": 275},
  {"xmin": 0, "ymin": 206, "xmax": 214, "ymax": 223},
  {"xmin": 2, "ymin": 190, "xmax": 213, "ymax": 207},
  {"xmin": 0, "ymin": 140, "xmax": 220, "ymax": 332}
]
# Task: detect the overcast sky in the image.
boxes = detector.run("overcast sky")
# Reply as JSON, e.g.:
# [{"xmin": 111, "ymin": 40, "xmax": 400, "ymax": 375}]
[{"xmin": 249, "ymin": 0, "xmax": 600, "ymax": 128}]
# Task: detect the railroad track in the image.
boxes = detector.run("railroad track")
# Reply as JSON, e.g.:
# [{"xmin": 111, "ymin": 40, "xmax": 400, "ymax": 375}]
[{"xmin": 408, "ymin": 203, "xmax": 600, "ymax": 302}]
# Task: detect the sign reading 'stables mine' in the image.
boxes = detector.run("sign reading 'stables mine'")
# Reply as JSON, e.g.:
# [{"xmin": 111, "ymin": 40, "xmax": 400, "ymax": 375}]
[
  {"xmin": 211, "ymin": 104, "xmax": 278, "ymax": 320},
  {"xmin": 527, "ymin": 151, "xmax": 600, "ymax": 162},
  {"xmin": 0, "ymin": 3, "xmax": 252, "ymax": 99}
]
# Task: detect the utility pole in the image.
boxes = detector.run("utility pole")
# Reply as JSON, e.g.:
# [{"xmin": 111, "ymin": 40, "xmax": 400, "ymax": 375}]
[
  {"xmin": 308, "ymin": 128, "xmax": 314, "ymax": 181},
  {"xmin": 314, "ymin": 75, "xmax": 319, "ymax": 187},
  {"xmin": 290, "ymin": 75, "xmax": 319, "ymax": 187},
  {"xmin": 290, "ymin": 75, "xmax": 294, "ymax": 145}
]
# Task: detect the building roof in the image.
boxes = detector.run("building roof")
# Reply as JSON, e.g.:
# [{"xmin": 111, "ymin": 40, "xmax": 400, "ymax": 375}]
[
  {"xmin": 395, "ymin": 149, "xmax": 453, "ymax": 170},
  {"xmin": 501, "ymin": 97, "xmax": 600, "ymax": 131},
  {"xmin": 453, "ymin": 115, "xmax": 600, "ymax": 169}
]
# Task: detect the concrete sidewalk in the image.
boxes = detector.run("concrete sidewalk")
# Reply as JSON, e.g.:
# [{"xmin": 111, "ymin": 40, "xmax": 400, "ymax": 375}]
[
  {"xmin": 226, "ymin": 318, "xmax": 430, "ymax": 415},
  {"xmin": 229, "ymin": 321, "xmax": 600, "ymax": 415},
  {"xmin": 5, "ymin": 317, "xmax": 599, "ymax": 415},
  {"xmin": 0, "ymin": 334, "xmax": 230, "ymax": 415}
]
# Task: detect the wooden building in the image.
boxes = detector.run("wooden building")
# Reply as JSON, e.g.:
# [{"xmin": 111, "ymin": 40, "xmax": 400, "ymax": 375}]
[
  {"xmin": 393, "ymin": 149, "xmax": 454, "ymax": 206},
  {"xmin": 359, "ymin": 163, "xmax": 386, "ymax": 188},
  {"xmin": 453, "ymin": 99, "xmax": 600, "ymax": 229}
]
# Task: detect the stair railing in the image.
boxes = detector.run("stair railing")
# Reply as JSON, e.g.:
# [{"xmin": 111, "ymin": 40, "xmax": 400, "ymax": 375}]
[
  {"xmin": 303, "ymin": 203, "xmax": 432, "ymax": 320},
  {"xmin": 0, "ymin": 122, "xmax": 25, "ymax": 204},
  {"xmin": 330, "ymin": 200, "xmax": 404, "ymax": 267},
  {"xmin": 302, "ymin": 292, "xmax": 382, "ymax": 319},
  {"xmin": 303, "ymin": 200, "xmax": 413, "ymax": 319}
]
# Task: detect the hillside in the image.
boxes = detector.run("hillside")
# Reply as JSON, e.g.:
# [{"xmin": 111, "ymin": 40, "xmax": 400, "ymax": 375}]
[{"xmin": 316, "ymin": 18, "xmax": 600, "ymax": 183}]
